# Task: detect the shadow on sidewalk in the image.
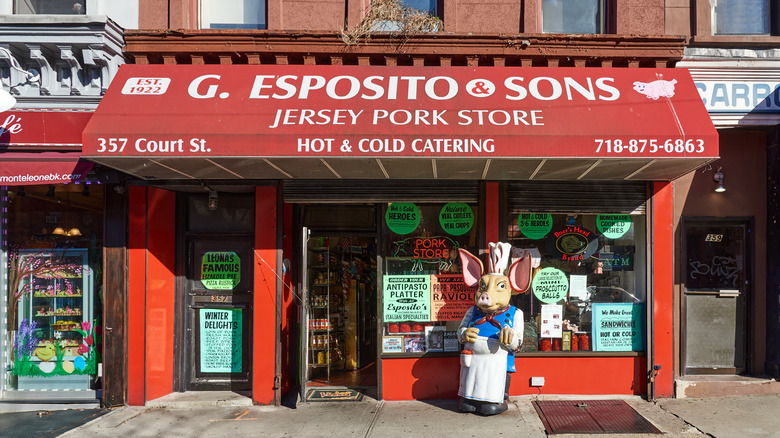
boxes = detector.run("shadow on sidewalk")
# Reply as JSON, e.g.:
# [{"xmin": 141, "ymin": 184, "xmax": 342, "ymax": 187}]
[{"xmin": 0, "ymin": 408, "xmax": 106, "ymax": 438}]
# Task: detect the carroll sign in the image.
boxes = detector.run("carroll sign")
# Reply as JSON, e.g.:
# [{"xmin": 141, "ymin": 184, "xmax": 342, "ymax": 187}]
[{"xmin": 696, "ymin": 80, "xmax": 780, "ymax": 113}]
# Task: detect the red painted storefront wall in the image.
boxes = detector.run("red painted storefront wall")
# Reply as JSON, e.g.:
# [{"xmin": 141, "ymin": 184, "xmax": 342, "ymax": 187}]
[
  {"xmin": 381, "ymin": 356, "xmax": 646, "ymax": 400},
  {"xmin": 128, "ymin": 186, "xmax": 281, "ymax": 406},
  {"xmin": 652, "ymin": 181, "xmax": 675, "ymax": 397},
  {"xmin": 127, "ymin": 187, "xmax": 176, "ymax": 405},
  {"xmin": 254, "ymin": 186, "xmax": 278, "ymax": 404}
]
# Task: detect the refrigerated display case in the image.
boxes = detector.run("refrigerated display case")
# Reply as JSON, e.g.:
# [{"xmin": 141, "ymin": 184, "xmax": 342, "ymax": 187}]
[{"xmin": 13, "ymin": 249, "xmax": 95, "ymax": 390}]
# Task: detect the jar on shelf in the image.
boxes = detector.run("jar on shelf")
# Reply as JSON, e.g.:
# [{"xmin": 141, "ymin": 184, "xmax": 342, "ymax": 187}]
[{"xmin": 579, "ymin": 332, "xmax": 590, "ymax": 351}]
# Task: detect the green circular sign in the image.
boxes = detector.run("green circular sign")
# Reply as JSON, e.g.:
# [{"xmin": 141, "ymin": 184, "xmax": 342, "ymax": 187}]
[
  {"xmin": 439, "ymin": 203, "xmax": 474, "ymax": 236},
  {"xmin": 386, "ymin": 203, "xmax": 420, "ymax": 235},
  {"xmin": 532, "ymin": 267, "xmax": 569, "ymax": 303},
  {"xmin": 518, "ymin": 213, "xmax": 553, "ymax": 239},
  {"xmin": 597, "ymin": 214, "xmax": 632, "ymax": 239},
  {"xmin": 201, "ymin": 252, "xmax": 241, "ymax": 290}
]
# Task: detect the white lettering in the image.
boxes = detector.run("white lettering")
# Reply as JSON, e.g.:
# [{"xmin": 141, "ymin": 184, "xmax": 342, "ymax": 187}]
[{"xmin": 188, "ymin": 74, "xmax": 220, "ymax": 99}]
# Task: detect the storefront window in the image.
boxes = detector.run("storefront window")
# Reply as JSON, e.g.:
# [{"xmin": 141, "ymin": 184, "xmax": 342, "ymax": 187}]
[
  {"xmin": 507, "ymin": 213, "xmax": 646, "ymax": 353},
  {"xmin": 2, "ymin": 184, "xmax": 103, "ymax": 393},
  {"xmin": 381, "ymin": 202, "xmax": 479, "ymax": 355}
]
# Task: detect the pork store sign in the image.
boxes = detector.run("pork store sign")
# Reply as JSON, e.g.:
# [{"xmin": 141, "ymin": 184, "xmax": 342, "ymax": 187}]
[{"xmin": 84, "ymin": 65, "xmax": 718, "ymax": 160}]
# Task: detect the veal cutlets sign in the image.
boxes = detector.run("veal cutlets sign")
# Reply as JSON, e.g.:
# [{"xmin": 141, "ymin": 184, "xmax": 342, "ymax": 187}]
[{"xmin": 83, "ymin": 65, "xmax": 718, "ymax": 160}]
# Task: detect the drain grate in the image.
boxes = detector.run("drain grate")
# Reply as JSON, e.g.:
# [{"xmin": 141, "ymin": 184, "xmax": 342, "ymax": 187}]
[{"xmin": 533, "ymin": 400, "xmax": 662, "ymax": 435}]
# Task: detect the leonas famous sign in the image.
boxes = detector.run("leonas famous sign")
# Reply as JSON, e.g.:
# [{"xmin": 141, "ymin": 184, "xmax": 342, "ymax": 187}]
[{"xmin": 83, "ymin": 65, "xmax": 717, "ymax": 159}]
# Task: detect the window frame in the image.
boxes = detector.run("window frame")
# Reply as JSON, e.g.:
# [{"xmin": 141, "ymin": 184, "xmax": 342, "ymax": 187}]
[
  {"xmin": 540, "ymin": 0, "xmax": 608, "ymax": 35},
  {"xmin": 199, "ymin": 0, "xmax": 267, "ymax": 30},
  {"xmin": 712, "ymin": 0, "xmax": 773, "ymax": 36}
]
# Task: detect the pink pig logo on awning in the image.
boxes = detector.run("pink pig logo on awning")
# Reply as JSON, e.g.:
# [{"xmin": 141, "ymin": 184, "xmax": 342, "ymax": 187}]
[{"xmin": 633, "ymin": 79, "xmax": 677, "ymax": 100}]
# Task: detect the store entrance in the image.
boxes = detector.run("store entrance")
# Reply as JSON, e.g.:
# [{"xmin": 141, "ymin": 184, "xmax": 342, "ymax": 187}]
[
  {"xmin": 681, "ymin": 219, "xmax": 750, "ymax": 375},
  {"xmin": 183, "ymin": 235, "xmax": 253, "ymax": 391},
  {"xmin": 299, "ymin": 229, "xmax": 378, "ymax": 401}
]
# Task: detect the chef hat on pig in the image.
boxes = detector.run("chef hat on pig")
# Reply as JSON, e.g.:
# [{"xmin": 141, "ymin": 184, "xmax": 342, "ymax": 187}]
[{"xmin": 487, "ymin": 242, "xmax": 512, "ymax": 275}]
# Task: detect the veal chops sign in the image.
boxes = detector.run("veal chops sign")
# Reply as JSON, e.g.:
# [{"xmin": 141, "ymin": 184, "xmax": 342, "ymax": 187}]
[{"xmin": 83, "ymin": 65, "xmax": 717, "ymax": 159}]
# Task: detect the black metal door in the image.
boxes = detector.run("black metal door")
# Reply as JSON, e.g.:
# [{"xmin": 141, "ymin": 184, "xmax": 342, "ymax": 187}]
[
  {"xmin": 185, "ymin": 235, "xmax": 253, "ymax": 390},
  {"xmin": 682, "ymin": 219, "xmax": 750, "ymax": 374}
]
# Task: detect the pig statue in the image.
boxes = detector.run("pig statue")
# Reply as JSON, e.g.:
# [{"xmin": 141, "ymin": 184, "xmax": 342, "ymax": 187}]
[{"xmin": 457, "ymin": 242, "xmax": 532, "ymax": 415}]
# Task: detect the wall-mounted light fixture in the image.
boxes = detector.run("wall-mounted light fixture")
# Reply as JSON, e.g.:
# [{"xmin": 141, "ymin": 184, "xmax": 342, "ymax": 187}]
[
  {"xmin": 713, "ymin": 167, "xmax": 725, "ymax": 193},
  {"xmin": 45, "ymin": 185, "xmax": 55, "ymax": 197},
  {"xmin": 208, "ymin": 189, "xmax": 218, "ymax": 211}
]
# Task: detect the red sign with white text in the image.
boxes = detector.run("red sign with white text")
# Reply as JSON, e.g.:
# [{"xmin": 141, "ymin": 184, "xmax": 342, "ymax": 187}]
[
  {"xmin": 83, "ymin": 65, "xmax": 718, "ymax": 159},
  {"xmin": 0, "ymin": 110, "xmax": 92, "ymax": 150}
]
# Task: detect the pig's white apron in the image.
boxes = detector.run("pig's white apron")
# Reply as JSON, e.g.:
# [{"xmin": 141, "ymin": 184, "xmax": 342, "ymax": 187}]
[
  {"xmin": 457, "ymin": 306, "xmax": 521, "ymax": 403},
  {"xmin": 459, "ymin": 336, "xmax": 508, "ymax": 403}
]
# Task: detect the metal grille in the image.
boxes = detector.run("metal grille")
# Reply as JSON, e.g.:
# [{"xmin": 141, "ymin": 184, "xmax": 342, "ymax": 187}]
[
  {"xmin": 283, "ymin": 180, "xmax": 479, "ymax": 203},
  {"xmin": 508, "ymin": 181, "xmax": 648, "ymax": 214},
  {"xmin": 533, "ymin": 400, "xmax": 662, "ymax": 435}
]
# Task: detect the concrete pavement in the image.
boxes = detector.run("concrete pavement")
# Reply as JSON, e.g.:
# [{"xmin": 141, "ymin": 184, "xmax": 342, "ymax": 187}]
[
  {"xmin": 0, "ymin": 392, "xmax": 770, "ymax": 437},
  {"xmin": 52, "ymin": 392, "xmax": 780, "ymax": 438}
]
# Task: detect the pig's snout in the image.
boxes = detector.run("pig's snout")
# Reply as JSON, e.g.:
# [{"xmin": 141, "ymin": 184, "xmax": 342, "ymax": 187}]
[{"xmin": 476, "ymin": 292, "xmax": 492, "ymax": 307}]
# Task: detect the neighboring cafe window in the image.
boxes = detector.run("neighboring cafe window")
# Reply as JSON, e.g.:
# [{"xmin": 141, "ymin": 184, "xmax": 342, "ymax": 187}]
[{"xmin": 15, "ymin": 0, "xmax": 86, "ymax": 14}]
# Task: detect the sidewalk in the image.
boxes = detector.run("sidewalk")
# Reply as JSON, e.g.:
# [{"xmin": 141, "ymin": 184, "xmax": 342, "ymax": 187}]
[{"xmin": 49, "ymin": 393, "xmax": 780, "ymax": 438}]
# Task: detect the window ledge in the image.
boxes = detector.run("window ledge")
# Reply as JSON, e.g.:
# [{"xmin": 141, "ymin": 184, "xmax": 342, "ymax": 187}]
[{"xmin": 691, "ymin": 35, "xmax": 780, "ymax": 47}]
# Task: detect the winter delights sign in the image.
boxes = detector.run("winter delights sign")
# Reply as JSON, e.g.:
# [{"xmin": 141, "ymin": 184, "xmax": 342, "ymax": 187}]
[
  {"xmin": 199, "ymin": 308, "xmax": 243, "ymax": 373},
  {"xmin": 201, "ymin": 252, "xmax": 240, "ymax": 290}
]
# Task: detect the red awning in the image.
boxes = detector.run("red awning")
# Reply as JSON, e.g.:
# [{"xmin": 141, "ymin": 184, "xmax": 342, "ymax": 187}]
[
  {"xmin": 0, "ymin": 110, "xmax": 93, "ymax": 185},
  {"xmin": 0, "ymin": 152, "xmax": 93, "ymax": 185},
  {"xmin": 83, "ymin": 65, "xmax": 718, "ymax": 181}
]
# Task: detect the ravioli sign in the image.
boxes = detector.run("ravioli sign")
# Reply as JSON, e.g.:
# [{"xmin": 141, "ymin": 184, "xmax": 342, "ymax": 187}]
[
  {"xmin": 201, "ymin": 252, "xmax": 241, "ymax": 290},
  {"xmin": 383, "ymin": 275, "xmax": 431, "ymax": 322}
]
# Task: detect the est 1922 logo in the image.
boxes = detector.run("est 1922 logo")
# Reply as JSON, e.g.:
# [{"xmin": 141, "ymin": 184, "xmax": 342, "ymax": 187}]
[{"xmin": 122, "ymin": 77, "xmax": 171, "ymax": 95}]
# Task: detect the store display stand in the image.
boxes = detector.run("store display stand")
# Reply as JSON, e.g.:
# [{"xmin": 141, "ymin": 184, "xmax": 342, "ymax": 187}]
[
  {"xmin": 307, "ymin": 243, "xmax": 344, "ymax": 382},
  {"xmin": 16, "ymin": 249, "xmax": 93, "ymax": 391}
]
